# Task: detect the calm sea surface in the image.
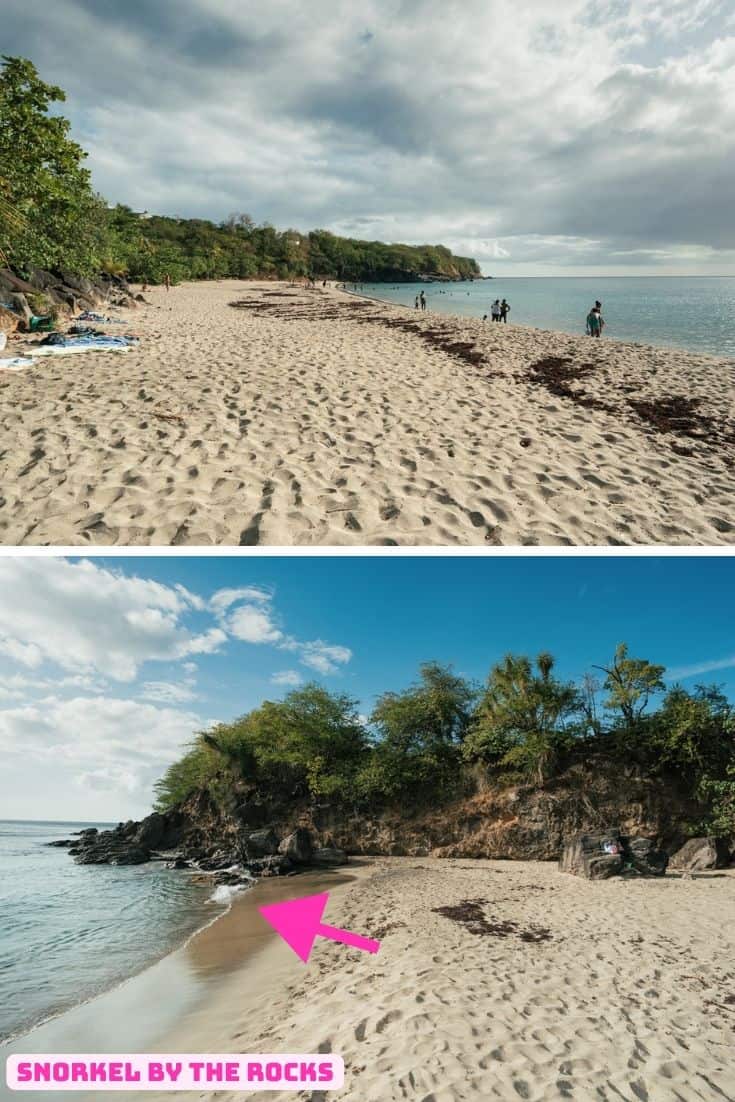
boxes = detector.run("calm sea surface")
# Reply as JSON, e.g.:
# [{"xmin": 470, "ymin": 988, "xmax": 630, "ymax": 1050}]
[
  {"xmin": 0, "ymin": 821, "xmax": 224, "ymax": 1043},
  {"xmin": 359, "ymin": 276, "xmax": 735, "ymax": 360}
]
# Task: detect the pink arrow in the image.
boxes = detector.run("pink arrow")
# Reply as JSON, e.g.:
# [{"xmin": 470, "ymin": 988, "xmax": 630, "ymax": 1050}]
[{"xmin": 258, "ymin": 891, "xmax": 381, "ymax": 963}]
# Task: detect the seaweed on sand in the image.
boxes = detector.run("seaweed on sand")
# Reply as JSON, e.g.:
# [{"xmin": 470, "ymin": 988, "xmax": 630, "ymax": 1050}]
[
  {"xmin": 432, "ymin": 898, "xmax": 552, "ymax": 943},
  {"xmin": 524, "ymin": 356, "xmax": 612, "ymax": 413}
]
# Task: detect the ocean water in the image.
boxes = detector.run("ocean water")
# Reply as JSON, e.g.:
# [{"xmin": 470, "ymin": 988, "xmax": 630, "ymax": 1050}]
[
  {"xmin": 358, "ymin": 276, "xmax": 735, "ymax": 360},
  {"xmin": 0, "ymin": 821, "xmax": 225, "ymax": 1043}
]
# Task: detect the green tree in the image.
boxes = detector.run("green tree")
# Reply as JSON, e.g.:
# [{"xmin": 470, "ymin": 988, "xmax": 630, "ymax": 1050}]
[
  {"xmin": 649, "ymin": 684, "xmax": 733, "ymax": 774},
  {"xmin": 154, "ymin": 738, "xmax": 222, "ymax": 811},
  {"xmin": 220, "ymin": 684, "xmax": 368, "ymax": 799},
  {"xmin": 465, "ymin": 653, "xmax": 580, "ymax": 783},
  {"xmin": 361, "ymin": 663, "xmax": 476, "ymax": 797},
  {"xmin": 596, "ymin": 643, "xmax": 665, "ymax": 733},
  {"xmin": 0, "ymin": 56, "xmax": 107, "ymax": 273},
  {"xmin": 698, "ymin": 766, "xmax": 735, "ymax": 836}
]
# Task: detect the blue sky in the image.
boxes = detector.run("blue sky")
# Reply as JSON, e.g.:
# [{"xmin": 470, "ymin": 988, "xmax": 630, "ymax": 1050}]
[
  {"xmin": 0, "ymin": 555, "xmax": 733, "ymax": 820},
  {"xmin": 3, "ymin": 0, "xmax": 735, "ymax": 275}
]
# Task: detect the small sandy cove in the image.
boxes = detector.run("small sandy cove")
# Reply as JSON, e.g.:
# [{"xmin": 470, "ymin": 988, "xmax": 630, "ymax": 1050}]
[
  {"xmin": 1, "ymin": 280, "xmax": 733, "ymax": 546},
  {"xmin": 152, "ymin": 858, "xmax": 735, "ymax": 1102}
]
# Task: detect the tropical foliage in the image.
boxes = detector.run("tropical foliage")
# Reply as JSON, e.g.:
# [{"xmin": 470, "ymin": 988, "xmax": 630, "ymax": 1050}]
[{"xmin": 154, "ymin": 645, "xmax": 735, "ymax": 838}]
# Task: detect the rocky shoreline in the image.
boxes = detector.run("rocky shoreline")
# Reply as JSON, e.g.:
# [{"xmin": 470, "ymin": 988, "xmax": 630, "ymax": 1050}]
[
  {"xmin": 46, "ymin": 769, "xmax": 734, "ymax": 890},
  {"xmin": 48, "ymin": 816, "xmax": 348, "ymax": 894},
  {"xmin": 0, "ymin": 266, "xmax": 143, "ymax": 338}
]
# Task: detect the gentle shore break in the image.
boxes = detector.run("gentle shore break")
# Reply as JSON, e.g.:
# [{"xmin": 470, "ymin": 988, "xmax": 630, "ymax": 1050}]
[{"xmin": 1, "ymin": 280, "xmax": 733, "ymax": 546}]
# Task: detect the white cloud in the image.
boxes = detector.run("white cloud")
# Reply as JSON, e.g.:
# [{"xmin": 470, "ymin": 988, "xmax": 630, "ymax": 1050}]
[
  {"xmin": 210, "ymin": 586, "xmax": 272, "ymax": 615},
  {"xmin": 185, "ymin": 627, "xmax": 228, "ymax": 655},
  {"xmin": 297, "ymin": 641, "xmax": 353, "ymax": 675},
  {"xmin": 227, "ymin": 604, "xmax": 283, "ymax": 645},
  {"xmin": 3, "ymin": 0, "xmax": 734, "ymax": 274},
  {"xmin": 0, "ymin": 560, "xmax": 354, "ymax": 819},
  {"xmin": 667, "ymin": 655, "xmax": 735, "ymax": 680},
  {"xmin": 271, "ymin": 670, "xmax": 303, "ymax": 687},
  {"xmin": 0, "ymin": 558, "xmax": 224, "ymax": 681},
  {"xmin": 141, "ymin": 681, "xmax": 199, "ymax": 704},
  {"xmin": 0, "ymin": 636, "xmax": 43, "ymax": 669},
  {"xmin": 211, "ymin": 587, "xmax": 351, "ymax": 673},
  {"xmin": 0, "ymin": 672, "xmax": 107, "ymax": 701},
  {"xmin": 0, "ymin": 695, "xmax": 201, "ymax": 798}
]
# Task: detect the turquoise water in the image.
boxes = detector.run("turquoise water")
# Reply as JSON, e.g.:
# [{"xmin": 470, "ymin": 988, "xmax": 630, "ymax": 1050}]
[
  {"xmin": 0, "ymin": 821, "xmax": 223, "ymax": 1043},
  {"xmin": 358, "ymin": 277, "xmax": 735, "ymax": 360}
]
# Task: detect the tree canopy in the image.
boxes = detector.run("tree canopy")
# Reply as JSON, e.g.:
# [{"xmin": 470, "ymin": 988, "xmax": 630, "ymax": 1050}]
[
  {"xmin": 153, "ymin": 644, "xmax": 735, "ymax": 839},
  {"xmin": 0, "ymin": 56, "xmax": 109, "ymax": 273}
]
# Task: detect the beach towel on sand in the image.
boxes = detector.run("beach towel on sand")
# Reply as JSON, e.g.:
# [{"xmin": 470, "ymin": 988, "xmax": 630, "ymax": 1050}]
[
  {"xmin": 30, "ymin": 334, "xmax": 139, "ymax": 357},
  {"xmin": 0, "ymin": 356, "xmax": 35, "ymax": 371}
]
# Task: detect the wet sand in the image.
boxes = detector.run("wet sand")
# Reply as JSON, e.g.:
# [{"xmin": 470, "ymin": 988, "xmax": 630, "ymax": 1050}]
[
  {"xmin": 0, "ymin": 867, "xmax": 356, "ymax": 1102},
  {"xmin": 1, "ymin": 280, "xmax": 733, "ymax": 546}
]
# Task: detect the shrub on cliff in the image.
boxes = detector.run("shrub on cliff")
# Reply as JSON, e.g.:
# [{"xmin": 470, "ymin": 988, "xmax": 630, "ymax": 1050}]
[{"xmin": 154, "ymin": 684, "xmax": 368, "ymax": 810}]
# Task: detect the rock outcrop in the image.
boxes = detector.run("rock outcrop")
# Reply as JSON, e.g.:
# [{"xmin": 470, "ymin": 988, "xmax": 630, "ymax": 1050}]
[
  {"xmin": 0, "ymin": 266, "xmax": 138, "ymax": 333},
  {"xmin": 559, "ymin": 830, "xmax": 669, "ymax": 879},
  {"xmin": 245, "ymin": 829, "xmax": 280, "ymax": 857},
  {"xmin": 669, "ymin": 837, "xmax": 730, "ymax": 872},
  {"xmin": 58, "ymin": 803, "xmax": 348, "ymax": 890},
  {"xmin": 0, "ymin": 305, "xmax": 20, "ymax": 334},
  {"xmin": 55, "ymin": 760, "xmax": 732, "ymax": 887},
  {"xmin": 558, "ymin": 832, "xmax": 625, "ymax": 879},
  {"xmin": 279, "ymin": 828, "xmax": 313, "ymax": 865}
]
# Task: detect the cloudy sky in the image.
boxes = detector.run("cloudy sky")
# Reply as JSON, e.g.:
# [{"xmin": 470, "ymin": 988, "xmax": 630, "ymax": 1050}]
[
  {"xmin": 1, "ymin": 555, "xmax": 734, "ymax": 823},
  {"xmin": 4, "ymin": 0, "xmax": 735, "ymax": 274}
]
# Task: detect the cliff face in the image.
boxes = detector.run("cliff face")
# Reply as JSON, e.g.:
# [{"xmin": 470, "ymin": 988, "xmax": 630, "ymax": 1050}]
[
  {"xmin": 85, "ymin": 760, "xmax": 702, "ymax": 866},
  {"xmin": 233, "ymin": 761, "xmax": 702, "ymax": 862}
]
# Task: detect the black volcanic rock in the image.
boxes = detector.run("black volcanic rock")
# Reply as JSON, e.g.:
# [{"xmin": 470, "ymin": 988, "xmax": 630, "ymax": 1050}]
[
  {"xmin": 626, "ymin": 836, "xmax": 668, "ymax": 877},
  {"xmin": 559, "ymin": 831, "xmax": 668, "ymax": 880},
  {"xmin": 247, "ymin": 855, "xmax": 293, "ymax": 877},
  {"xmin": 246, "ymin": 828, "xmax": 281, "ymax": 857},
  {"xmin": 279, "ymin": 828, "xmax": 313, "ymax": 864},
  {"xmin": 311, "ymin": 847, "xmax": 348, "ymax": 867}
]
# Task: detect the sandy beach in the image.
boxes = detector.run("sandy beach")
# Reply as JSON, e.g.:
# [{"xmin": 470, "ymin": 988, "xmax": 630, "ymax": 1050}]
[
  {"xmin": 8, "ymin": 858, "xmax": 733, "ymax": 1102},
  {"xmin": 0, "ymin": 280, "xmax": 733, "ymax": 547}
]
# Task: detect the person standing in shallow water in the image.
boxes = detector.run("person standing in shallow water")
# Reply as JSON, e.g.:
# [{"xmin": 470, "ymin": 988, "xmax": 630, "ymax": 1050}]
[
  {"xmin": 491, "ymin": 299, "xmax": 501, "ymax": 322},
  {"xmin": 500, "ymin": 298, "xmax": 510, "ymax": 323},
  {"xmin": 586, "ymin": 306, "xmax": 605, "ymax": 338},
  {"xmin": 420, "ymin": 291, "xmax": 427, "ymax": 311},
  {"xmin": 415, "ymin": 294, "xmax": 420, "ymax": 310}
]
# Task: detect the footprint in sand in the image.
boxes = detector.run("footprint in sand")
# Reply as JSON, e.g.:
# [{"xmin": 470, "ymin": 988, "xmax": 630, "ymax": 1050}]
[{"xmin": 375, "ymin": 1009, "xmax": 402, "ymax": 1034}]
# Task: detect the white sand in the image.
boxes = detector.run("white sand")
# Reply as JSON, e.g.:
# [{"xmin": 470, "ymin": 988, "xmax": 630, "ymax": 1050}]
[
  {"xmin": 1, "ymin": 280, "xmax": 733, "ymax": 546},
  {"xmin": 147, "ymin": 858, "xmax": 735, "ymax": 1102}
]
